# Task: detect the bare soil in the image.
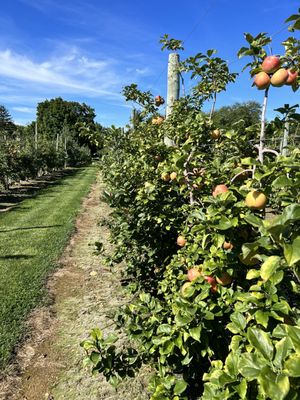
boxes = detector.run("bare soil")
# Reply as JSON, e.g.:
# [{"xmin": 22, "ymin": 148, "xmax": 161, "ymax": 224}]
[{"xmin": 0, "ymin": 173, "xmax": 150, "ymax": 400}]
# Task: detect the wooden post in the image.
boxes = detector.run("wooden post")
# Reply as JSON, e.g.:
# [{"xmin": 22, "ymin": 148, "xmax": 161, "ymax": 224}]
[
  {"xmin": 165, "ymin": 53, "xmax": 180, "ymax": 146},
  {"xmin": 281, "ymin": 120, "xmax": 289, "ymax": 156}
]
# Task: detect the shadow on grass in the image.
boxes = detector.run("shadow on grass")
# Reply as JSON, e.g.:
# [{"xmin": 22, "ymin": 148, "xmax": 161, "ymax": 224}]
[
  {"xmin": 0, "ymin": 167, "xmax": 87, "ymax": 211},
  {"xmin": 0, "ymin": 224, "xmax": 62, "ymax": 233},
  {"xmin": 0, "ymin": 255, "xmax": 34, "ymax": 260}
]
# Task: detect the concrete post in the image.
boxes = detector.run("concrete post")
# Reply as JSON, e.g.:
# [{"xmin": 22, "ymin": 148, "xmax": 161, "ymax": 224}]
[
  {"xmin": 165, "ymin": 53, "xmax": 180, "ymax": 146},
  {"xmin": 282, "ymin": 120, "xmax": 289, "ymax": 156},
  {"xmin": 166, "ymin": 53, "xmax": 180, "ymax": 117}
]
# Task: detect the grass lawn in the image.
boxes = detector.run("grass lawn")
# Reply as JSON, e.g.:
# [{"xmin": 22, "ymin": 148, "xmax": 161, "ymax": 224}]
[{"xmin": 0, "ymin": 165, "xmax": 97, "ymax": 370}]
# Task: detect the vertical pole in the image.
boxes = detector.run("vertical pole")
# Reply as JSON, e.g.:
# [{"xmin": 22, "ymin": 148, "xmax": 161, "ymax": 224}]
[
  {"xmin": 35, "ymin": 121, "xmax": 38, "ymax": 150},
  {"xmin": 64, "ymin": 135, "xmax": 67, "ymax": 168},
  {"xmin": 282, "ymin": 120, "xmax": 289, "ymax": 156},
  {"xmin": 56, "ymin": 133, "xmax": 59, "ymax": 152},
  {"xmin": 258, "ymin": 87, "xmax": 269, "ymax": 164},
  {"xmin": 166, "ymin": 53, "xmax": 180, "ymax": 117},
  {"xmin": 165, "ymin": 53, "xmax": 180, "ymax": 146}
]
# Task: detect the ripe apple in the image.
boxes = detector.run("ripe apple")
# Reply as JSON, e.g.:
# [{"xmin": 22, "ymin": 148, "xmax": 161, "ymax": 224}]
[
  {"xmin": 223, "ymin": 241, "xmax": 233, "ymax": 250},
  {"xmin": 271, "ymin": 68, "xmax": 289, "ymax": 87},
  {"xmin": 152, "ymin": 116, "xmax": 164, "ymax": 125},
  {"xmin": 286, "ymin": 69, "xmax": 298, "ymax": 85},
  {"xmin": 212, "ymin": 184, "xmax": 229, "ymax": 197},
  {"xmin": 204, "ymin": 275, "xmax": 218, "ymax": 292},
  {"xmin": 181, "ymin": 282, "xmax": 192, "ymax": 297},
  {"xmin": 261, "ymin": 56, "xmax": 281, "ymax": 73},
  {"xmin": 155, "ymin": 95, "xmax": 165, "ymax": 106},
  {"xmin": 177, "ymin": 235, "xmax": 186, "ymax": 247},
  {"xmin": 245, "ymin": 190, "xmax": 267, "ymax": 209},
  {"xmin": 254, "ymin": 72, "xmax": 271, "ymax": 90},
  {"xmin": 187, "ymin": 268, "xmax": 202, "ymax": 282},
  {"xmin": 216, "ymin": 272, "xmax": 232, "ymax": 286},
  {"xmin": 211, "ymin": 129, "xmax": 221, "ymax": 139},
  {"xmin": 161, "ymin": 172, "xmax": 170, "ymax": 182},
  {"xmin": 170, "ymin": 172, "xmax": 177, "ymax": 181},
  {"xmin": 204, "ymin": 275, "xmax": 215, "ymax": 285}
]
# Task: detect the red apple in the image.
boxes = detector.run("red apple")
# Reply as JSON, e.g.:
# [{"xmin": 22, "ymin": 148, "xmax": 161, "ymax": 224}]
[
  {"xmin": 155, "ymin": 95, "xmax": 165, "ymax": 106},
  {"xmin": 271, "ymin": 68, "xmax": 289, "ymax": 87},
  {"xmin": 177, "ymin": 235, "xmax": 186, "ymax": 247},
  {"xmin": 204, "ymin": 275, "xmax": 218, "ymax": 292},
  {"xmin": 286, "ymin": 69, "xmax": 298, "ymax": 85},
  {"xmin": 254, "ymin": 72, "xmax": 271, "ymax": 90},
  {"xmin": 216, "ymin": 272, "xmax": 232, "ymax": 286},
  {"xmin": 212, "ymin": 184, "xmax": 229, "ymax": 197},
  {"xmin": 261, "ymin": 56, "xmax": 281, "ymax": 73},
  {"xmin": 223, "ymin": 241, "xmax": 233, "ymax": 250},
  {"xmin": 187, "ymin": 268, "xmax": 202, "ymax": 282}
]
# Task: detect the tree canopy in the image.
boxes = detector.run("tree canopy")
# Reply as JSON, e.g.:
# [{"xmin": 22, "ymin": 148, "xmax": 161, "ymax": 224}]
[{"xmin": 212, "ymin": 101, "xmax": 261, "ymax": 129}]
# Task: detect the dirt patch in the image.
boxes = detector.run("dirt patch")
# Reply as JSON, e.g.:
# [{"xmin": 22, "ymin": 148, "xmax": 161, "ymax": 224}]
[{"xmin": 0, "ymin": 173, "xmax": 150, "ymax": 400}]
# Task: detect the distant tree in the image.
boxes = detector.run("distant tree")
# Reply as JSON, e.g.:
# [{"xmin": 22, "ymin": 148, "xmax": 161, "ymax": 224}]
[
  {"xmin": 0, "ymin": 105, "xmax": 15, "ymax": 136},
  {"xmin": 212, "ymin": 101, "xmax": 261, "ymax": 129},
  {"xmin": 36, "ymin": 97, "xmax": 96, "ymax": 141}
]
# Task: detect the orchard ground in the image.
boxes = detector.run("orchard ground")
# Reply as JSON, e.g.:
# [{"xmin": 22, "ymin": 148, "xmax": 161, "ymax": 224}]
[{"xmin": 0, "ymin": 171, "xmax": 149, "ymax": 400}]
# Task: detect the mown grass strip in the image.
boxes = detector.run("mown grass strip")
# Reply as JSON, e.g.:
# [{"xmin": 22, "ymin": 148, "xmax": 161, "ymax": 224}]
[{"xmin": 0, "ymin": 165, "xmax": 97, "ymax": 370}]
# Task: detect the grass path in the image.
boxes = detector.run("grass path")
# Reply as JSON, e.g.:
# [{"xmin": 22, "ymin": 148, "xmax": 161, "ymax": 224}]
[
  {"xmin": 0, "ymin": 166, "xmax": 97, "ymax": 370},
  {"xmin": 0, "ymin": 172, "xmax": 149, "ymax": 400}
]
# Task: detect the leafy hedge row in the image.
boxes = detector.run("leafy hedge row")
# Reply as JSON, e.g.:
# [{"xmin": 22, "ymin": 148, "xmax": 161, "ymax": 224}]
[
  {"xmin": 82, "ymin": 100, "xmax": 300, "ymax": 399},
  {"xmin": 82, "ymin": 12, "xmax": 300, "ymax": 400}
]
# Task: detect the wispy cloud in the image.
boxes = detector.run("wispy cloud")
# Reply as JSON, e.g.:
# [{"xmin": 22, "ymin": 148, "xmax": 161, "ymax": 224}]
[
  {"xmin": 0, "ymin": 48, "xmax": 123, "ymax": 97},
  {"xmin": 12, "ymin": 106, "xmax": 35, "ymax": 113}
]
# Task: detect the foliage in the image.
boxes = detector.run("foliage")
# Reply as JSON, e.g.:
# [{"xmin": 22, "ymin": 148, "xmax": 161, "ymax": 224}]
[
  {"xmin": 82, "ymin": 11, "xmax": 300, "ymax": 400},
  {"xmin": 160, "ymin": 34, "xmax": 184, "ymax": 52},
  {"xmin": 212, "ymin": 101, "xmax": 261, "ymax": 130},
  {"xmin": 0, "ymin": 99, "xmax": 100, "ymax": 189}
]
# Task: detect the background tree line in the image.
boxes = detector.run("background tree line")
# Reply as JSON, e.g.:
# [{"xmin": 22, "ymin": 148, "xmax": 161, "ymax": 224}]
[{"xmin": 0, "ymin": 97, "xmax": 105, "ymax": 189}]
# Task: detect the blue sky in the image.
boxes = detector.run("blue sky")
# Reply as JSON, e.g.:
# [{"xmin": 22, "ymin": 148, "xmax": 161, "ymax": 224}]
[{"xmin": 0, "ymin": 0, "xmax": 299, "ymax": 127}]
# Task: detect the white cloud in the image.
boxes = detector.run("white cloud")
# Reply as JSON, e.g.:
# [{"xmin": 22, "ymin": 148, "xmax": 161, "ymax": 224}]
[
  {"xmin": 0, "ymin": 48, "xmax": 122, "ymax": 98},
  {"xmin": 12, "ymin": 106, "xmax": 35, "ymax": 113}
]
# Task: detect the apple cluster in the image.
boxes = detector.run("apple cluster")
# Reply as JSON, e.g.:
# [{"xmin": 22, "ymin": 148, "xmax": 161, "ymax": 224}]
[
  {"xmin": 154, "ymin": 95, "xmax": 165, "ymax": 107},
  {"xmin": 254, "ymin": 55, "xmax": 298, "ymax": 90}
]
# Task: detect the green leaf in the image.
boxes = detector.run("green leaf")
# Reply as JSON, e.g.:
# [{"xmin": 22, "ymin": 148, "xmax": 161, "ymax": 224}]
[
  {"xmin": 175, "ymin": 312, "xmax": 193, "ymax": 326},
  {"xmin": 160, "ymin": 340, "xmax": 175, "ymax": 355},
  {"xmin": 247, "ymin": 328, "xmax": 274, "ymax": 360},
  {"xmin": 238, "ymin": 352, "xmax": 267, "ymax": 380},
  {"xmin": 157, "ymin": 324, "xmax": 172, "ymax": 335},
  {"xmin": 234, "ymin": 379, "xmax": 247, "ymax": 399},
  {"xmin": 272, "ymin": 175, "xmax": 293, "ymax": 188},
  {"xmin": 258, "ymin": 367, "xmax": 290, "ymax": 400},
  {"xmin": 260, "ymin": 256, "xmax": 281, "ymax": 281},
  {"xmin": 246, "ymin": 269, "xmax": 260, "ymax": 280},
  {"xmin": 103, "ymin": 334, "xmax": 118, "ymax": 345},
  {"xmin": 90, "ymin": 351, "xmax": 100, "ymax": 364},
  {"xmin": 254, "ymin": 310, "xmax": 269, "ymax": 329},
  {"xmin": 284, "ymin": 236, "xmax": 300, "ymax": 266},
  {"xmin": 274, "ymin": 337, "xmax": 293, "ymax": 369},
  {"xmin": 90, "ymin": 328, "xmax": 103, "ymax": 341},
  {"xmin": 285, "ymin": 355, "xmax": 300, "ymax": 377},
  {"xmin": 216, "ymin": 216, "xmax": 233, "ymax": 230},
  {"xmin": 244, "ymin": 214, "xmax": 263, "ymax": 228},
  {"xmin": 173, "ymin": 379, "xmax": 188, "ymax": 395},
  {"xmin": 189, "ymin": 325, "xmax": 202, "ymax": 341},
  {"xmin": 230, "ymin": 312, "xmax": 247, "ymax": 331}
]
